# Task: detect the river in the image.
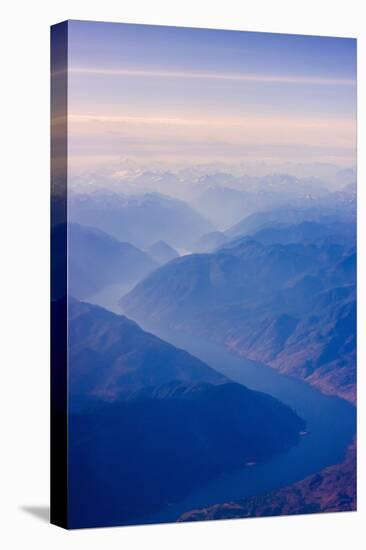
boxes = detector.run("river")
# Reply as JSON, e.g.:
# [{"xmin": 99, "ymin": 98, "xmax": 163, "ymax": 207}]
[{"xmin": 137, "ymin": 324, "xmax": 356, "ymax": 524}]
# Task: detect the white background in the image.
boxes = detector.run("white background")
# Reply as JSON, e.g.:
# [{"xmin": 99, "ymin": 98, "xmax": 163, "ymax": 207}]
[{"xmin": 1, "ymin": 1, "xmax": 365, "ymax": 548}]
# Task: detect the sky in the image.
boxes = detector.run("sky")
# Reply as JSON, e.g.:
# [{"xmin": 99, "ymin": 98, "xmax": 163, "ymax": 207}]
[{"xmin": 66, "ymin": 20, "xmax": 357, "ymax": 174}]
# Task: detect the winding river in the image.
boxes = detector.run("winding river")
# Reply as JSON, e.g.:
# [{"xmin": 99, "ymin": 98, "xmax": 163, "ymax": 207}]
[{"xmin": 138, "ymin": 325, "xmax": 356, "ymax": 524}]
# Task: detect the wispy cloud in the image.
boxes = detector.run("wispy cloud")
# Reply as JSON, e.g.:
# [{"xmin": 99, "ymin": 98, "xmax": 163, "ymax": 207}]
[
  {"xmin": 68, "ymin": 112, "xmax": 356, "ymax": 161},
  {"xmin": 69, "ymin": 67, "xmax": 356, "ymax": 87},
  {"xmin": 69, "ymin": 113, "xmax": 355, "ymax": 133},
  {"xmin": 68, "ymin": 114, "xmax": 207, "ymax": 126}
]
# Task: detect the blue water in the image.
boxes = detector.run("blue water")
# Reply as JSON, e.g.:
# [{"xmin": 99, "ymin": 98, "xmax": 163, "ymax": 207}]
[{"xmin": 138, "ymin": 326, "xmax": 356, "ymax": 524}]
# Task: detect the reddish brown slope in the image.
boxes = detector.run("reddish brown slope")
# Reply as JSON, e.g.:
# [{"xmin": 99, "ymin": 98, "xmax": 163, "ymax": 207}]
[{"xmin": 178, "ymin": 440, "xmax": 356, "ymax": 522}]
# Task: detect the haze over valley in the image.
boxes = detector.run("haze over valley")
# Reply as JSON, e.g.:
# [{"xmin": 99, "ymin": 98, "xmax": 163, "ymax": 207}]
[{"xmin": 53, "ymin": 164, "xmax": 356, "ymax": 527}]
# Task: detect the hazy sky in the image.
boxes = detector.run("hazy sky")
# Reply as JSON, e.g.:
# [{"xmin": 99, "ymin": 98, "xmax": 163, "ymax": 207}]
[{"xmin": 67, "ymin": 20, "xmax": 357, "ymax": 172}]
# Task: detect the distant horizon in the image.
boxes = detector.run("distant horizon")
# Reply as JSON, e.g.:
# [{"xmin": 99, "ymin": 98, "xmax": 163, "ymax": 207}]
[
  {"xmin": 67, "ymin": 21, "xmax": 357, "ymax": 182},
  {"xmin": 67, "ymin": 156, "xmax": 356, "ymax": 198}
]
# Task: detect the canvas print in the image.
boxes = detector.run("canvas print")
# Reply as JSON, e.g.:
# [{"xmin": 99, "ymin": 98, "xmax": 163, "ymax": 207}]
[{"xmin": 51, "ymin": 20, "xmax": 356, "ymax": 529}]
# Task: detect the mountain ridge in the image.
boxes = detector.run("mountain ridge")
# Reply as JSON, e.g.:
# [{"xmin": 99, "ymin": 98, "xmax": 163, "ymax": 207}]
[{"xmin": 121, "ymin": 224, "xmax": 356, "ymax": 403}]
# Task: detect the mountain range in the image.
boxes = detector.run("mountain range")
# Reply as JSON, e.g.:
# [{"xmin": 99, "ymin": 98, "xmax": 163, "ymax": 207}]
[
  {"xmin": 190, "ymin": 174, "xmax": 334, "ymax": 229},
  {"xmin": 226, "ymin": 194, "xmax": 355, "ymax": 240},
  {"xmin": 56, "ymin": 169, "xmax": 356, "ymax": 528},
  {"xmin": 66, "ymin": 298, "xmax": 305, "ymax": 527},
  {"xmin": 52, "ymin": 223, "xmax": 157, "ymax": 300},
  {"xmin": 121, "ymin": 220, "xmax": 356, "ymax": 403},
  {"xmin": 68, "ymin": 298, "xmax": 226, "ymax": 406},
  {"xmin": 68, "ymin": 191, "xmax": 214, "ymax": 249}
]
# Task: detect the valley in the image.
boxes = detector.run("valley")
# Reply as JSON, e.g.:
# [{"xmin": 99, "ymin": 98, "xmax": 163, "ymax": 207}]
[{"xmin": 63, "ymin": 171, "xmax": 356, "ymax": 527}]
